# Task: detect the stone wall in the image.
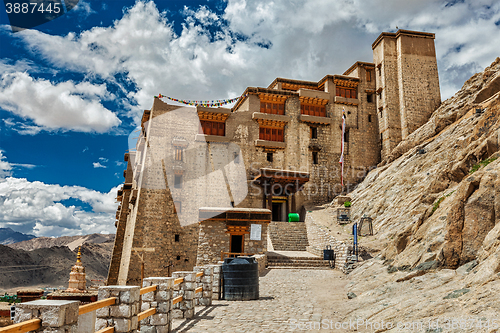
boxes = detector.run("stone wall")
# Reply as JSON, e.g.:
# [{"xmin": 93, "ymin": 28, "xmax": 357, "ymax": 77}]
[{"xmin": 304, "ymin": 212, "xmax": 349, "ymax": 269}]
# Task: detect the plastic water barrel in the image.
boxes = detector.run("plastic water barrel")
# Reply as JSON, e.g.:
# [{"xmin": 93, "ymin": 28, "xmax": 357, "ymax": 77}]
[
  {"xmin": 222, "ymin": 257, "xmax": 259, "ymax": 300},
  {"xmin": 288, "ymin": 213, "xmax": 300, "ymax": 222}
]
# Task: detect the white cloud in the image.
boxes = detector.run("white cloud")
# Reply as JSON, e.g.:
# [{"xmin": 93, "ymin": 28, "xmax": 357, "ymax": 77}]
[
  {"xmin": 11, "ymin": 0, "xmax": 500, "ymax": 123},
  {"xmin": 93, "ymin": 162, "xmax": 106, "ymax": 168},
  {"xmin": 0, "ymin": 177, "xmax": 119, "ymax": 236},
  {"xmin": 0, "ymin": 72, "xmax": 121, "ymax": 133},
  {"xmin": 0, "ymin": 150, "xmax": 12, "ymax": 178}
]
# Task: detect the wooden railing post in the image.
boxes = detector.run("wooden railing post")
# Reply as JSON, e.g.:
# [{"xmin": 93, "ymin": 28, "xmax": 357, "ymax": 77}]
[
  {"xmin": 141, "ymin": 277, "xmax": 174, "ymax": 333},
  {"xmin": 96, "ymin": 286, "xmax": 140, "ymax": 333},
  {"xmin": 14, "ymin": 300, "xmax": 80, "ymax": 332},
  {"xmin": 171, "ymin": 272, "xmax": 196, "ymax": 319}
]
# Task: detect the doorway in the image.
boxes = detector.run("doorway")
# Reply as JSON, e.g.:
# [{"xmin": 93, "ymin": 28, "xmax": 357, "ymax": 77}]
[
  {"xmin": 272, "ymin": 200, "xmax": 287, "ymax": 221},
  {"xmin": 230, "ymin": 234, "xmax": 243, "ymax": 253}
]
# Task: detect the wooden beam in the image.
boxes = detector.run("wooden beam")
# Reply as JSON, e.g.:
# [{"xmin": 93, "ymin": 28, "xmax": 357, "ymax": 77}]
[
  {"xmin": 140, "ymin": 285, "xmax": 157, "ymax": 295},
  {"xmin": 95, "ymin": 327, "xmax": 114, "ymax": 333},
  {"xmin": 172, "ymin": 295, "xmax": 183, "ymax": 305},
  {"xmin": 79, "ymin": 297, "xmax": 117, "ymax": 316},
  {"xmin": 138, "ymin": 308, "xmax": 156, "ymax": 322},
  {"xmin": 174, "ymin": 277, "xmax": 184, "ymax": 285},
  {"xmin": 195, "ymin": 272, "xmax": 203, "ymax": 278},
  {"xmin": 0, "ymin": 319, "xmax": 41, "ymax": 333},
  {"xmin": 195, "ymin": 287, "xmax": 203, "ymax": 294}
]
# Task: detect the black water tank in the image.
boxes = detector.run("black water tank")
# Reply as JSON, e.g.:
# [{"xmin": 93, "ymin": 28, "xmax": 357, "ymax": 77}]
[{"xmin": 222, "ymin": 256, "xmax": 259, "ymax": 300}]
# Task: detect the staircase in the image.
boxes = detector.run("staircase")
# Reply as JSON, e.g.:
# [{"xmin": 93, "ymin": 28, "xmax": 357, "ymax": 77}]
[
  {"xmin": 267, "ymin": 251, "xmax": 331, "ymax": 269},
  {"xmin": 269, "ymin": 222, "xmax": 309, "ymax": 251}
]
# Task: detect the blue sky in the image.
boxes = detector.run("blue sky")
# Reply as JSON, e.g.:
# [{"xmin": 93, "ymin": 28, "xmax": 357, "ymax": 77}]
[{"xmin": 0, "ymin": 0, "xmax": 499, "ymax": 237}]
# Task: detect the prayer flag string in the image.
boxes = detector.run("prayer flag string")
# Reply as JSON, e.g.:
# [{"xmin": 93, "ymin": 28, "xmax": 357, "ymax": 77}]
[{"xmin": 154, "ymin": 93, "xmax": 248, "ymax": 107}]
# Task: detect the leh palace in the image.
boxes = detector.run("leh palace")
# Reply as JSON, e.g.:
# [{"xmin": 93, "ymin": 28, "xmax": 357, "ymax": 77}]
[{"xmin": 108, "ymin": 29, "xmax": 442, "ymax": 286}]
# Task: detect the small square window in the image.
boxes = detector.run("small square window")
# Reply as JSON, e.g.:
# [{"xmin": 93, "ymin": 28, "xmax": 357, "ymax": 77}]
[
  {"xmin": 310, "ymin": 127, "xmax": 318, "ymax": 139},
  {"xmin": 312, "ymin": 152, "xmax": 318, "ymax": 165},
  {"xmin": 175, "ymin": 234, "xmax": 180, "ymax": 242},
  {"xmin": 267, "ymin": 153, "xmax": 273, "ymax": 162},
  {"xmin": 174, "ymin": 175, "xmax": 182, "ymax": 188}
]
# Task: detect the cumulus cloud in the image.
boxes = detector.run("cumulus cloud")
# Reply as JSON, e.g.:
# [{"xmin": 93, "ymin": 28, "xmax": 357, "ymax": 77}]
[
  {"xmin": 93, "ymin": 162, "xmax": 106, "ymax": 168},
  {"xmin": 11, "ymin": 0, "xmax": 500, "ymax": 121},
  {"xmin": 0, "ymin": 177, "xmax": 119, "ymax": 236},
  {"xmin": 0, "ymin": 72, "xmax": 121, "ymax": 133}
]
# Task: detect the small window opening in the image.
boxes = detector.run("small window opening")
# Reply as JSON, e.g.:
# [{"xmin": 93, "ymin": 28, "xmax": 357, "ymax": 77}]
[
  {"xmin": 184, "ymin": 258, "xmax": 189, "ymax": 262},
  {"xmin": 311, "ymin": 127, "xmax": 318, "ymax": 139},
  {"xmin": 344, "ymin": 129, "xmax": 349, "ymax": 143},
  {"xmin": 174, "ymin": 147, "xmax": 183, "ymax": 161},
  {"xmin": 267, "ymin": 153, "xmax": 273, "ymax": 162},
  {"xmin": 368, "ymin": 115, "xmax": 372, "ymax": 123},
  {"xmin": 312, "ymin": 151, "xmax": 318, "ymax": 165},
  {"xmin": 175, "ymin": 234, "xmax": 180, "ymax": 242},
  {"xmin": 367, "ymin": 94, "xmax": 373, "ymax": 103},
  {"xmin": 174, "ymin": 175, "xmax": 182, "ymax": 188},
  {"xmin": 176, "ymin": 255, "xmax": 181, "ymax": 260}
]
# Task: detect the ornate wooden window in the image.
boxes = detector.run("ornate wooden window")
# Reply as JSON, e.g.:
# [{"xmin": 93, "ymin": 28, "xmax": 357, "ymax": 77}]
[
  {"xmin": 260, "ymin": 101, "xmax": 285, "ymax": 115},
  {"xmin": 259, "ymin": 127, "xmax": 284, "ymax": 142},
  {"xmin": 199, "ymin": 121, "xmax": 225, "ymax": 136},
  {"xmin": 301, "ymin": 104, "xmax": 326, "ymax": 117},
  {"xmin": 336, "ymin": 87, "xmax": 357, "ymax": 99}
]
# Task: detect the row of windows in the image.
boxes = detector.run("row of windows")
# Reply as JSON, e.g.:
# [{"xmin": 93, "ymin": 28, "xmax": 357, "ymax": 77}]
[
  {"xmin": 301, "ymin": 104, "xmax": 326, "ymax": 117},
  {"xmin": 259, "ymin": 127, "xmax": 284, "ymax": 142},
  {"xmin": 260, "ymin": 101, "xmax": 285, "ymax": 115},
  {"xmin": 199, "ymin": 120, "xmax": 225, "ymax": 136},
  {"xmin": 336, "ymin": 87, "xmax": 357, "ymax": 99}
]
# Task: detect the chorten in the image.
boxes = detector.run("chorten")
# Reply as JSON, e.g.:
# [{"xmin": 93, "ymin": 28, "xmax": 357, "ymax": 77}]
[{"xmin": 65, "ymin": 247, "xmax": 87, "ymax": 293}]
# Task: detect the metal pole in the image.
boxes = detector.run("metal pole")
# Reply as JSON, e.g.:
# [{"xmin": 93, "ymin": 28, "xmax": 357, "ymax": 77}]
[{"xmin": 353, "ymin": 222, "xmax": 358, "ymax": 261}]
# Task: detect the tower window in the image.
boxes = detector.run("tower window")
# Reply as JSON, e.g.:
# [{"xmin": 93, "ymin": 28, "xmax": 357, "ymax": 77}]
[
  {"xmin": 312, "ymin": 151, "xmax": 318, "ymax": 164},
  {"xmin": 175, "ymin": 234, "xmax": 180, "ymax": 242},
  {"xmin": 310, "ymin": 127, "xmax": 318, "ymax": 139},
  {"xmin": 368, "ymin": 115, "xmax": 372, "ymax": 123},
  {"xmin": 344, "ymin": 129, "xmax": 349, "ymax": 143},
  {"xmin": 367, "ymin": 94, "xmax": 373, "ymax": 103},
  {"xmin": 174, "ymin": 175, "xmax": 182, "ymax": 188},
  {"xmin": 267, "ymin": 153, "xmax": 273, "ymax": 162},
  {"xmin": 174, "ymin": 147, "xmax": 183, "ymax": 161}
]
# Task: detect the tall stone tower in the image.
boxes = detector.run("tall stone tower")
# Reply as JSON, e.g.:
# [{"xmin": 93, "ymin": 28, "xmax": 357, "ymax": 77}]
[{"xmin": 372, "ymin": 30, "xmax": 441, "ymax": 159}]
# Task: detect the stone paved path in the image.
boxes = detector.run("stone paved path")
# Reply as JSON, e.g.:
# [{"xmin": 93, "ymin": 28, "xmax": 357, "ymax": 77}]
[{"xmin": 172, "ymin": 268, "xmax": 348, "ymax": 333}]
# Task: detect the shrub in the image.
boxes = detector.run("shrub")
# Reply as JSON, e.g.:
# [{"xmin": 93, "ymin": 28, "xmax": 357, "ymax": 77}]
[
  {"xmin": 469, "ymin": 156, "xmax": 498, "ymax": 174},
  {"xmin": 344, "ymin": 201, "xmax": 351, "ymax": 207}
]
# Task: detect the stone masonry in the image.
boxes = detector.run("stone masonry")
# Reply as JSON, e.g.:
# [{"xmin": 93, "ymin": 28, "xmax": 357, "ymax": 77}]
[{"xmin": 96, "ymin": 286, "xmax": 140, "ymax": 333}]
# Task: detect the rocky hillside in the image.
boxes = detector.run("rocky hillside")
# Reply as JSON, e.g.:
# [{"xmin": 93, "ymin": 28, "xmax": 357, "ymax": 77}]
[
  {"xmin": 0, "ymin": 228, "xmax": 36, "ymax": 245},
  {"xmin": 7, "ymin": 233, "xmax": 114, "ymax": 251},
  {"xmin": 0, "ymin": 234, "xmax": 114, "ymax": 291},
  {"xmin": 333, "ymin": 58, "xmax": 500, "ymax": 329}
]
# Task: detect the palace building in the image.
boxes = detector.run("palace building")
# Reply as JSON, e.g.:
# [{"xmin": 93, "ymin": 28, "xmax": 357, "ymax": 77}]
[{"xmin": 107, "ymin": 29, "xmax": 441, "ymax": 285}]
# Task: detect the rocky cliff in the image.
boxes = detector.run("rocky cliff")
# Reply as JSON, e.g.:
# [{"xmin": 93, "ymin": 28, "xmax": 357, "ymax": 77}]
[{"xmin": 337, "ymin": 58, "xmax": 500, "ymax": 329}]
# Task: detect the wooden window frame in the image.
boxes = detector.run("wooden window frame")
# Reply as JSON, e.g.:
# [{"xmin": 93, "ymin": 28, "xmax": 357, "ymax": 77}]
[
  {"xmin": 199, "ymin": 120, "xmax": 225, "ymax": 136},
  {"xmin": 259, "ymin": 126, "xmax": 284, "ymax": 142},
  {"xmin": 260, "ymin": 101, "xmax": 285, "ymax": 115},
  {"xmin": 300, "ymin": 104, "xmax": 326, "ymax": 117},
  {"xmin": 336, "ymin": 87, "xmax": 357, "ymax": 99}
]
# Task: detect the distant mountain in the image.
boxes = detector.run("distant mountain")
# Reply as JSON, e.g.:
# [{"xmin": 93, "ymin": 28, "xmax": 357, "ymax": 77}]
[
  {"xmin": 0, "ymin": 228, "xmax": 36, "ymax": 245},
  {"xmin": 7, "ymin": 233, "xmax": 115, "ymax": 251}
]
